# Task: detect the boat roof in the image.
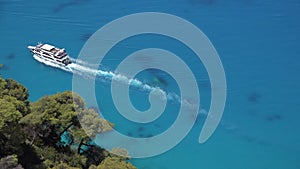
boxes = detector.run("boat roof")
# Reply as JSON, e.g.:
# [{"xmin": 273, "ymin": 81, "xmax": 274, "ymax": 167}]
[{"xmin": 41, "ymin": 44, "xmax": 55, "ymax": 51}]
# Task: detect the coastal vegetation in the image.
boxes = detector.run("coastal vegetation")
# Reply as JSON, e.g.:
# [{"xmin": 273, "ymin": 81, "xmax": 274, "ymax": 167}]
[{"xmin": 0, "ymin": 74, "xmax": 137, "ymax": 169}]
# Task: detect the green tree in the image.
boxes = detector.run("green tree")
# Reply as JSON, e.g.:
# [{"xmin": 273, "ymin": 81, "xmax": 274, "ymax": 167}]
[
  {"xmin": 0, "ymin": 78, "xmax": 30, "ymax": 116},
  {"xmin": 0, "ymin": 78, "xmax": 27, "ymax": 158},
  {"xmin": 20, "ymin": 91, "xmax": 85, "ymax": 146},
  {"xmin": 51, "ymin": 162, "xmax": 80, "ymax": 169},
  {"xmin": 0, "ymin": 76, "xmax": 137, "ymax": 169},
  {"xmin": 0, "ymin": 98, "xmax": 22, "ymax": 129},
  {"xmin": 20, "ymin": 91, "xmax": 117, "ymax": 168},
  {"xmin": 71, "ymin": 108, "xmax": 113, "ymax": 154},
  {"xmin": 0, "ymin": 77, "xmax": 38, "ymax": 168},
  {"xmin": 0, "ymin": 155, "xmax": 24, "ymax": 169},
  {"xmin": 95, "ymin": 157, "xmax": 137, "ymax": 169},
  {"xmin": 110, "ymin": 147, "xmax": 130, "ymax": 160}
]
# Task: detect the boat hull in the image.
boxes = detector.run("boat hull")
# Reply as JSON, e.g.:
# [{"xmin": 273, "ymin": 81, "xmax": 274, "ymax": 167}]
[{"xmin": 32, "ymin": 54, "xmax": 72, "ymax": 72}]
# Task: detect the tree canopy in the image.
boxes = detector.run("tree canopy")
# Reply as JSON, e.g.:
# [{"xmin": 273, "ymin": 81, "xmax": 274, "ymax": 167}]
[
  {"xmin": 0, "ymin": 155, "xmax": 24, "ymax": 169},
  {"xmin": 92, "ymin": 157, "xmax": 137, "ymax": 169},
  {"xmin": 0, "ymin": 76, "xmax": 136, "ymax": 169}
]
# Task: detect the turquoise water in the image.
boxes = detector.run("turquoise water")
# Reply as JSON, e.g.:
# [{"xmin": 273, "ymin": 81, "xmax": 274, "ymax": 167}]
[{"xmin": 1, "ymin": 0, "xmax": 300, "ymax": 168}]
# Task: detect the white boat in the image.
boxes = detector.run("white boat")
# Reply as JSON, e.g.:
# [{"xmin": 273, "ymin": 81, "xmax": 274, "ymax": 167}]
[{"xmin": 28, "ymin": 43, "xmax": 72, "ymax": 67}]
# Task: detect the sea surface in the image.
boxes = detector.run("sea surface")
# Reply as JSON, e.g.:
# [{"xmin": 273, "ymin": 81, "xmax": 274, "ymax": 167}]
[{"xmin": 1, "ymin": 0, "xmax": 300, "ymax": 168}]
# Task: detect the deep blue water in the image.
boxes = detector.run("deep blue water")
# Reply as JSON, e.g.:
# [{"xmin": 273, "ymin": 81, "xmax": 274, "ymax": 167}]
[{"xmin": 1, "ymin": 0, "xmax": 300, "ymax": 168}]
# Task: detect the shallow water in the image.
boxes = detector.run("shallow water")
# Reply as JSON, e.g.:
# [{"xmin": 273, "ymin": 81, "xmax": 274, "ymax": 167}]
[{"xmin": 1, "ymin": 0, "xmax": 300, "ymax": 168}]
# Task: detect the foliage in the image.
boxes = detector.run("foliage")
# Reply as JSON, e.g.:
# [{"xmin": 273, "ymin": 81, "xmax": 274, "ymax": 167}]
[
  {"xmin": 0, "ymin": 78, "xmax": 27, "ymax": 158},
  {"xmin": 20, "ymin": 91, "xmax": 85, "ymax": 146},
  {"xmin": 95, "ymin": 157, "xmax": 137, "ymax": 169},
  {"xmin": 51, "ymin": 162, "xmax": 80, "ymax": 169},
  {"xmin": 0, "ymin": 76, "xmax": 137, "ymax": 169},
  {"xmin": 0, "ymin": 155, "xmax": 24, "ymax": 169},
  {"xmin": 0, "ymin": 77, "xmax": 135, "ymax": 169},
  {"xmin": 110, "ymin": 147, "xmax": 130, "ymax": 160},
  {"xmin": 0, "ymin": 78, "xmax": 30, "ymax": 116},
  {"xmin": 76, "ymin": 108, "xmax": 114, "ymax": 138},
  {"xmin": 0, "ymin": 98, "xmax": 22, "ymax": 129}
]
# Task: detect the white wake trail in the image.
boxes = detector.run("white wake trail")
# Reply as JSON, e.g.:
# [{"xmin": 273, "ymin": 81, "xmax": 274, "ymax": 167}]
[
  {"xmin": 71, "ymin": 62, "xmax": 198, "ymax": 111},
  {"xmin": 68, "ymin": 62, "xmax": 166, "ymax": 96},
  {"xmin": 34, "ymin": 55, "xmax": 197, "ymax": 111}
]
